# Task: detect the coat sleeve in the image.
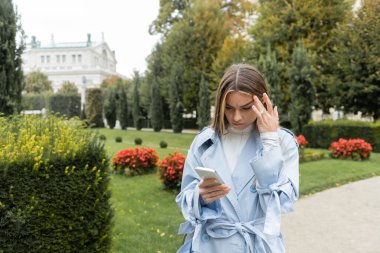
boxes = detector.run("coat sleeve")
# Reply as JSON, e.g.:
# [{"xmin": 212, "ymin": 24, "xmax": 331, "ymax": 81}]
[
  {"xmin": 249, "ymin": 130, "xmax": 299, "ymax": 236},
  {"xmin": 175, "ymin": 138, "xmax": 222, "ymax": 236}
]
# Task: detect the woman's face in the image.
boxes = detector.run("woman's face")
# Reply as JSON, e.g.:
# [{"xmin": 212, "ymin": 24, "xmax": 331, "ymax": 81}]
[{"xmin": 224, "ymin": 91, "xmax": 257, "ymax": 130}]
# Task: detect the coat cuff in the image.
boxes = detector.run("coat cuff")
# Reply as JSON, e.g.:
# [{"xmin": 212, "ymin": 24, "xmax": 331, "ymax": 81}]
[{"xmin": 249, "ymin": 146, "xmax": 284, "ymax": 188}]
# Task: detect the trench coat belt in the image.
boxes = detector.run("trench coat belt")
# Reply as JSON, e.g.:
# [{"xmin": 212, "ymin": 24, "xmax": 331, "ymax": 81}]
[
  {"xmin": 178, "ymin": 219, "xmax": 205, "ymax": 252},
  {"xmin": 179, "ymin": 218, "xmax": 270, "ymax": 253}
]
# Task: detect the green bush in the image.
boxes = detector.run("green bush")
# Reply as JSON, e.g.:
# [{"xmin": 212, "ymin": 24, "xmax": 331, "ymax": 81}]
[
  {"xmin": 46, "ymin": 93, "xmax": 81, "ymax": 118},
  {"xmin": 134, "ymin": 137, "xmax": 142, "ymax": 145},
  {"xmin": 22, "ymin": 93, "xmax": 46, "ymax": 110},
  {"xmin": 99, "ymin": 134, "xmax": 107, "ymax": 141},
  {"xmin": 115, "ymin": 136, "xmax": 122, "ymax": 143},
  {"xmin": 0, "ymin": 115, "xmax": 112, "ymax": 252},
  {"xmin": 159, "ymin": 140, "xmax": 168, "ymax": 148},
  {"xmin": 303, "ymin": 120, "xmax": 380, "ymax": 152},
  {"xmin": 300, "ymin": 150, "xmax": 325, "ymax": 163}
]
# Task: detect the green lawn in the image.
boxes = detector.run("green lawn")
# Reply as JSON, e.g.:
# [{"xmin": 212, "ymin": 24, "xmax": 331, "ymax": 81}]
[
  {"xmin": 93, "ymin": 128, "xmax": 195, "ymax": 159},
  {"xmin": 96, "ymin": 128, "xmax": 380, "ymax": 253}
]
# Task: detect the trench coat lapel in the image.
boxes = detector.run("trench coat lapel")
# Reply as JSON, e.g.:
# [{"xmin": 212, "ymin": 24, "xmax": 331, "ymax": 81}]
[
  {"xmin": 200, "ymin": 136, "xmax": 243, "ymax": 219},
  {"xmin": 232, "ymin": 130, "xmax": 262, "ymax": 195}
]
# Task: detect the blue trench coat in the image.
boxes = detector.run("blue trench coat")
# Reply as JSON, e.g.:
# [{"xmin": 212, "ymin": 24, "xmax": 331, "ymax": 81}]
[{"xmin": 176, "ymin": 127, "xmax": 299, "ymax": 253}]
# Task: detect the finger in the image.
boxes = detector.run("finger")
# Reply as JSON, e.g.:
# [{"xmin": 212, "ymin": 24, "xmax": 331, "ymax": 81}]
[
  {"xmin": 251, "ymin": 104, "xmax": 263, "ymax": 121},
  {"xmin": 252, "ymin": 96, "xmax": 266, "ymax": 117},
  {"xmin": 203, "ymin": 188, "xmax": 230, "ymax": 204},
  {"xmin": 253, "ymin": 95, "xmax": 265, "ymax": 111},
  {"xmin": 263, "ymin": 93, "xmax": 274, "ymax": 115},
  {"xmin": 274, "ymin": 106, "xmax": 279, "ymax": 122}
]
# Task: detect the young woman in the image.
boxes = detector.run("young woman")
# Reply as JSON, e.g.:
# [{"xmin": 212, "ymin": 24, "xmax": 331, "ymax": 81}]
[{"xmin": 176, "ymin": 64, "xmax": 299, "ymax": 253}]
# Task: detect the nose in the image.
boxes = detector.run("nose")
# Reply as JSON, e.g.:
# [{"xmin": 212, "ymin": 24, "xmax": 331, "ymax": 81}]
[{"xmin": 233, "ymin": 110, "xmax": 242, "ymax": 122}]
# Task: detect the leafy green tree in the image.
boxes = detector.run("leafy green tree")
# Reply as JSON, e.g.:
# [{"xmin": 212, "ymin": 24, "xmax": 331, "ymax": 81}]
[
  {"xmin": 24, "ymin": 71, "xmax": 53, "ymax": 93},
  {"xmin": 211, "ymin": 35, "xmax": 249, "ymax": 92},
  {"xmin": 331, "ymin": 0, "xmax": 380, "ymax": 120},
  {"xmin": 160, "ymin": 0, "xmax": 227, "ymax": 114},
  {"xmin": 197, "ymin": 75, "xmax": 210, "ymax": 129},
  {"xmin": 149, "ymin": 78, "xmax": 163, "ymax": 132},
  {"xmin": 116, "ymin": 79, "xmax": 128, "ymax": 130},
  {"xmin": 289, "ymin": 44, "xmax": 316, "ymax": 134},
  {"xmin": 132, "ymin": 71, "xmax": 143, "ymax": 130},
  {"xmin": 149, "ymin": 0, "xmax": 190, "ymax": 35},
  {"xmin": 100, "ymin": 75, "xmax": 121, "ymax": 89},
  {"xmin": 249, "ymin": 0, "xmax": 352, "ymax": 112},
  {"xmin": 57, "ymin": 81, "xmax": 78, "ymax": 94},
  {"xmin": 104, "ymin": 87, "xmax": 117, "ymax": 129},
  {"xmin": 257, "ymin": 45, "xmax": 284, "ymax": 114},
  {"xmin": 0, "ymin": 0, "xmax": 24, "ymax": 115}
]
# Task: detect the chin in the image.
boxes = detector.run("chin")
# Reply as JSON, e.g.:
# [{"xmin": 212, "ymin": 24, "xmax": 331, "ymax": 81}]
[{"xmin": 231, "ymin": 124, "xmax": 247, "ymax": 130}]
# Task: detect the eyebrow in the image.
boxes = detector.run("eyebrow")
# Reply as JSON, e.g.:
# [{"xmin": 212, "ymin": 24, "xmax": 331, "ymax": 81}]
[{"xmin": 226, "ymin": 100, "xmax": 254, "ymax": 108}]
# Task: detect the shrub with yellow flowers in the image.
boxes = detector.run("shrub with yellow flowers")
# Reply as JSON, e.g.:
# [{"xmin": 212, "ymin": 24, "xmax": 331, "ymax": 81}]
[{"xmin": 0, "ymin": 115, "xmax": 112, "ymax": 252}]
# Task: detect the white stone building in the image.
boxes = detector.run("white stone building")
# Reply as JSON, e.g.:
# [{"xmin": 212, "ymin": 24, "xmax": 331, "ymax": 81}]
[{"xmin": 22, "ymin": 33, "xmax": 124, "ymax": 105}]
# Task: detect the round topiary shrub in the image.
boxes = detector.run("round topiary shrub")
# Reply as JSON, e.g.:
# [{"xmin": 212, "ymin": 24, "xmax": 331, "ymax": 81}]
[
  {"xmin": 115, "ymin": 136, "xmax": 122, "ymax": 143},
  {"xmin": 159, "ymin": 140, "xmax": 168, "ymax": 148},
  {"xmin": 134, "ymin": 137, "xmax": 142, "ymax": 145},
  {"xmin": 99, "ymin": 134, "xmax": 107, "ymax": 141}
]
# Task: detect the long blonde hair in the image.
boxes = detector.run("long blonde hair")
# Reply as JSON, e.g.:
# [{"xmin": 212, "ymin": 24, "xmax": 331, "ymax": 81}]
[{"xmin": 211, "ymin": 64, "xmax": 268, "ymax": 135}]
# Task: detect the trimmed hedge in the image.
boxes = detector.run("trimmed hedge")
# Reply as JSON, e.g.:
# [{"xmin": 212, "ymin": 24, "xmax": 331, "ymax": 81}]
[
  {"xmin": 0, "ymin": 115, "xmax": 112, "ymax": 252},
  {"xmin": 22, "ymin": 93, "xmax": 46, "ymax": 110},
  {"xmin": 47, "ymin": 93, "xmax": 81, "ymax": 118},
  {"xmin": 303, "ymin": 120, "xmax": 380, "ymax": 152}
]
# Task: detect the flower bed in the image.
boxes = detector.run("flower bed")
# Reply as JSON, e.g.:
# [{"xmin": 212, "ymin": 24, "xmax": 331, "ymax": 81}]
[
  {"xmin": 158, "ymin": 151, "xmax": 186, "ymax": 191},
  {"xmin": 112, "ymin": 147, "xmax": 159, "ymax": 176},
  {"xmin": 329, "ymin": 138, "xmax": 373, "ymax": 160}
]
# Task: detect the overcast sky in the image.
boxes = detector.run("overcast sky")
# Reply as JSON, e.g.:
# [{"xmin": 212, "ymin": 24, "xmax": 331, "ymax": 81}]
[{"xmin": 13, "ymin": 0, "xmax": 161, "ymax": 77}]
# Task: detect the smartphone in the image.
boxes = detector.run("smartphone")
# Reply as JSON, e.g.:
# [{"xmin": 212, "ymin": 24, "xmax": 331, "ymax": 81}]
[{"xmin": 194, "ymin": 166, "xmax": 224, "ymax": 184}]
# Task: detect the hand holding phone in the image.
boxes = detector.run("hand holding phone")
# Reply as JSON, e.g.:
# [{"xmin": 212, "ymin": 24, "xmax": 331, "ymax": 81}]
[{"xmin": 195, "ymin": 167, "xmax": 230, "ymax": 204}]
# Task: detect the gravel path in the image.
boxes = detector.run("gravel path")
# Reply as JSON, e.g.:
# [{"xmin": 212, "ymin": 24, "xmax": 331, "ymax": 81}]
[{"xmin": 282, "ymin": 176, "xmax": 380, "ymax": 253}]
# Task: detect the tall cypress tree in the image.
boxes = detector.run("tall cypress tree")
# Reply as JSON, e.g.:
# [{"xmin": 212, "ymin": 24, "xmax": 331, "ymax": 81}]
[
  {"xmin": 149, "ymin": 78, "xmax": 163, "ymax": 132},
  {"xmin": 169, "ymin": 64, "xmax": 184, "ymax": 133},
  {"xmin": 197, "ymin": 75, "xmax": 210, "ymax": 129},
  {"xmin": 258, "ymin": 45, "xmax": 284, "ymax": 114},
  {"xmin": 132, "ymin": 71, "xmax": 143, "ymax": 130},
  {"xmin": 116, "ymin": 79, "xmax": 128, "ymax": 130},
  {"xmin": 0, "ymin": 0, "xmax": 24, "ymax": 115},
  {"xmin": 289, "ymin": 44, "xmax": 316, "ymax": 134},
  {"xmin": 104, "ymin": 87, "xmax": 117, "ymax": 129}
]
